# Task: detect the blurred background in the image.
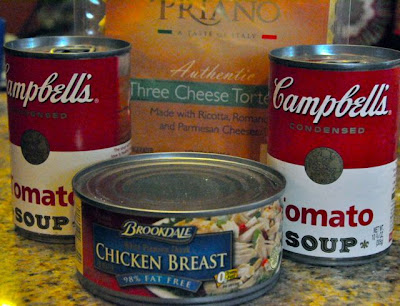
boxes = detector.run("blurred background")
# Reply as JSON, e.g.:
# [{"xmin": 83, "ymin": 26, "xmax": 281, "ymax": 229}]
[
  {"xmin": 0, "ymin": 0, "xmax": 399, "ymax": 49},
  {"xmin": 1, "ymin": 0, "xmax": 399, "ymax": 88},
  {"xmin": 0, "ymin": 0, "xmax": 73, "ymax": 39}
]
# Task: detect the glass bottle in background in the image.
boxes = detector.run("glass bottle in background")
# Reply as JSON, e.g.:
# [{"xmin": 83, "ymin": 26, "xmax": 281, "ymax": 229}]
[{"xmin": 74, "ymin": 0, "xmax": 105, "ymax": 35}]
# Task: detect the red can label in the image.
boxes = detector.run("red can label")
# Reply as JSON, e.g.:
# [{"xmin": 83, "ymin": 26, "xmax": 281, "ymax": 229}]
[
  {"xmin": 6, "ymin": 54, "xmax": 131, "ymax": 237},
  {"xmin": 267, "ymin": 64, "xmax": 399, "ymax": 259}
]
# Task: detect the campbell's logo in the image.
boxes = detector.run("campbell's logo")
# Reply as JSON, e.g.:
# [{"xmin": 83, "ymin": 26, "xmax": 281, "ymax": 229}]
[
  {"xmin": 154, "ymin": 0, "xmax": 280, "ymax": 25},
  {"xmin": 272, "ymin": 77, "xmax": 390, "ymax": 124},
  {"xmin": 120, "ymin": 220, "xmax": 197, "ymax": 244},
  {"xmin": 5, "ymin": 64, "xmax": 95, "ymax": 108}
]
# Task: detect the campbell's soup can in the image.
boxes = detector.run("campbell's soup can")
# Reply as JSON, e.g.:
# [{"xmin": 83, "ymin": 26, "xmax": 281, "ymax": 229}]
[
  {"xmin": 267, "ymin": 44, "xmax": 400, "ymax": 265},
  {"xmin": 4, "ymin": 36, "xmax": 132, "ymax": 243}
]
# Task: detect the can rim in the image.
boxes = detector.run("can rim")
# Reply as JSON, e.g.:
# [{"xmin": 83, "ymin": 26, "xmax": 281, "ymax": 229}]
[
  {"xmin": 269, "ymin": 44, "xmax": 400, "ymax": 71},
  {"xmin": 72, "ymin": 152, "xmax": 286, "ymax": 218},
  {"xmin": 4, "ymin": 36, "xmax": 131, "ymax": 59}
]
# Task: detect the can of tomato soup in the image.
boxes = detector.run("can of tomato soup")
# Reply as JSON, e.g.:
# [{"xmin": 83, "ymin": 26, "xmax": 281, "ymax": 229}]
[
  {"xmin": 4, "ymin": 36, "xmax": 131, "ymax": 243},
  {"xmin": 267, "ymin": 45, "xmax": 400, "ymax": 265},
  {"xmin": 72, "ymin": 152, "xmax": 285, "ymax": 304}
]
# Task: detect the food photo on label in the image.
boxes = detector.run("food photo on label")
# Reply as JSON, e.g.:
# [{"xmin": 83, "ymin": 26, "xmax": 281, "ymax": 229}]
[
  {"xmin": 72, "ymin": 152, "xmax": 285, "ymax": 304},
  {"xmin": 267, "ymin": 44, "xmax": 400, "ymax": 266}
]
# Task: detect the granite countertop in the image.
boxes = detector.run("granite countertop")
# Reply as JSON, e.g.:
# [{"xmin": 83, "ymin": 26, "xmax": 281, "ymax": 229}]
[{"xmin": 0, "ymin": 92, "xmax": 399, "ymax": 305}]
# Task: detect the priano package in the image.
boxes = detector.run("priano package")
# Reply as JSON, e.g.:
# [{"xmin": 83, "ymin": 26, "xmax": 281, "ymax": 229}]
[{"xmin": 75, "ymin": 0, "xmax": 350, "ymax": 162}]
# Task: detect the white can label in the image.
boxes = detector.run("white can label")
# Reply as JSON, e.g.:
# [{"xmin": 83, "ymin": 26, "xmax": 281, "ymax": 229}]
[
  {"xmin": 268, "ymin": 155, "xmax": 395, "ymax": 257},
  {"xmin": 11, "ymin": 141, "xmax": 131, "ymax": 236}
]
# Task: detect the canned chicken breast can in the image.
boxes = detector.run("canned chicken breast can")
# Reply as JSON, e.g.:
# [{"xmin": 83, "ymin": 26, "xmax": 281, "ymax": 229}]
[
  {"xmin": 72, "ymin": 153, "xmax": 285, "ymax": 304},
  {"xmin": 267, "ymin": 45, "xmax": 400, "ymax": 265},
  {"xmin": 4, "ymin": 36, "xmax": 132, "ymax": 243}
]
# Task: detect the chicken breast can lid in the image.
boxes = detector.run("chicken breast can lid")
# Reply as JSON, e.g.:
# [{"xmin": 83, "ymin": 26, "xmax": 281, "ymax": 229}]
[{"xmin": 72, "ymin": 152, "xmax": 286, "ymax": 218}]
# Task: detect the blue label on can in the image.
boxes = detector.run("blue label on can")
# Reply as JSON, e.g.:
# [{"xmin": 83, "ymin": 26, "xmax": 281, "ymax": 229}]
[
  {"xmin": 116, "ymin": 273, "xmax": 202, "ymax": 292},
  {"xmin": 93, "ymin": 222, "xmax": 234, "ymax": 286}
]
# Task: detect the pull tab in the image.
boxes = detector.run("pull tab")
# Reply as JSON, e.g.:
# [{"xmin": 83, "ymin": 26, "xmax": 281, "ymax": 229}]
[
  {"xmin": 305, "ymin": 55, "xmax": 363, "ymax": 64},
  {"xmin": 50, "ymin": 45, "xmax": 96, "ymax": 54},
  {"xmin": 324, "ymin": 60, "xmax": 362, "ymax": 64}
]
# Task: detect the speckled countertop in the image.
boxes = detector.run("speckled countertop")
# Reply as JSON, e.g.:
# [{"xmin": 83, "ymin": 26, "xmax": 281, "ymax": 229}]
[{"xmin": 0, "ymin": 92, "xmax": 399, "ymax": 306}]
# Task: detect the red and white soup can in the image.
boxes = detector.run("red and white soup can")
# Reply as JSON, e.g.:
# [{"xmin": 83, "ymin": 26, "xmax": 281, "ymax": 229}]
[
  {"xmin": 267, "ymin": 45, "xmax": 400, "ymax": 265},
  {"xmin": 4, "ymin": 36, "xmax": 132, "ymax": 243}
]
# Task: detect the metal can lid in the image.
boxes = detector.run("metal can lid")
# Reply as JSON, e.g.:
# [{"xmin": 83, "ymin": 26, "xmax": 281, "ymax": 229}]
[
  {"xmin": 72, "ymin": 153, "xmax": 286, "ymax": 218},
  {"xmin": 4, "ymin": 36, "xmax": 130, "ymax": 59},
  {"xmin": 269, "ymin": 44, "xmax": 400, "ymax": 71}
]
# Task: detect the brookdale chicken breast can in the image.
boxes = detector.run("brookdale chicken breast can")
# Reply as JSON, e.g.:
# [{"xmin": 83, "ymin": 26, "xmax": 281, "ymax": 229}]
[
  {"xmin": 4, "ymin": 36, "xmax": 131, "ymax": 243},
  {"xmin": 267, "ymin": 44, "xmax": 400, "ymax": 265},
  {"xmin": 72, "ymin": 152, "xmax": 285, "ymax": 304}
]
